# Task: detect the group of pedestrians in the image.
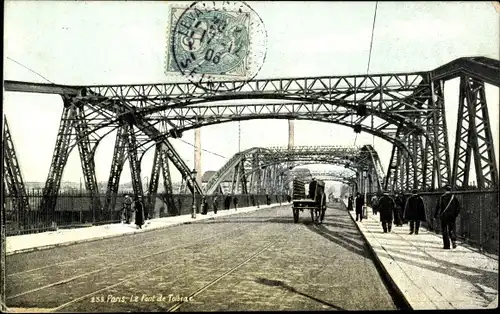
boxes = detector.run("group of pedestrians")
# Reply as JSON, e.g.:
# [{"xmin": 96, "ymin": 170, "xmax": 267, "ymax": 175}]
[
  {"xmin": 122, "ymin": 194, "xmax": 147, "ymax": 229},
  {"xmin": 346, "ymin": 185, "xmax": 461, "ymax": 250}
]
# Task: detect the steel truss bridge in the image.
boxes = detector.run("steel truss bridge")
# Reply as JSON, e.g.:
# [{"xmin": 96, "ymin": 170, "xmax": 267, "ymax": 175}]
[
  {"xmin": 203, "ymin": 145, "xmax": 381, "ymax": 195},
  {"xmin": 3, "ymin": 56, "xmax": 499, "ymax": 218}
]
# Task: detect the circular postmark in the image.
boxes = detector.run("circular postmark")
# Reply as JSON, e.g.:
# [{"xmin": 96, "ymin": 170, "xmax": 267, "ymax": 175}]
[{"xmin": 165, "ymin": 1, "xmax": 267, "ymax": 92}]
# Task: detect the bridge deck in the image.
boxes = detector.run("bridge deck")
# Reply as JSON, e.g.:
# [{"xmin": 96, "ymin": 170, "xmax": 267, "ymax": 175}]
[{"xmin": 5, "ymin": 204, "xmax": 396, "ymax": 312}]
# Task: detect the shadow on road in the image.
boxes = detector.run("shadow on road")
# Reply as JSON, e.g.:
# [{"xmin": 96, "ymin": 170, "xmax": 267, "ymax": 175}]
[
  {"xmin": 305, "ymin": 223, "xmax": 369, "ymax": 258},
  {"xmin": 254, "ymin": 277, "xmax": 345, "ymax": 310}
]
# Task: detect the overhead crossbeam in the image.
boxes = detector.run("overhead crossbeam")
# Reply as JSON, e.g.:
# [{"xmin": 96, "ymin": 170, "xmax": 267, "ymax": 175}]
[{"xmin": 431, "ymin": 57, "xmax": 500, "ymax": 87}]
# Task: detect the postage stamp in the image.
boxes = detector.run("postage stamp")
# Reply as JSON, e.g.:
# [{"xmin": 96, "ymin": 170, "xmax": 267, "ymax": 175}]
[{"xmin": 164, "ymin": 1, "xmax": 267, "ymax": 91}]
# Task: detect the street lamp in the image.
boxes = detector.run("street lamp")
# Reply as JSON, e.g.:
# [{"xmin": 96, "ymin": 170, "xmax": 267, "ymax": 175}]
[{"xmin": 191, "ymin": 168, "xmax": 197, "ymax": 219}]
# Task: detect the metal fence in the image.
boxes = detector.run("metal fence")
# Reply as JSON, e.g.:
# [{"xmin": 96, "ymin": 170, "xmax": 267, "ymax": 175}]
[
  {"xmin": 3, "ymin": 190, "xmax": 288, "ymax": 236},
  {"xmin": 366, "ymin": 190, "xmax": 499, "ymax": 255}
]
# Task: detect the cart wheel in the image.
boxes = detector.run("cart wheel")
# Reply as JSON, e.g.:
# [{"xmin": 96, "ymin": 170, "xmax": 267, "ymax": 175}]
[{"xmin": 293, "ymin": 208, "xmax": 299, "ymax": 223}]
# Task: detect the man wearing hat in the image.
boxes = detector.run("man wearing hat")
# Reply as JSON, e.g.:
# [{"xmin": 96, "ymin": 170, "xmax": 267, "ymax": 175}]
[
  {"xmin": 123, "ymin": 195, "xmax": 132, "ymax": 224},
  {"xmin": 404, "ymin": 189, "xmax": 426, "ymax": 235},
  {"xmin": 434, "ymin": 185, "xmax": 461, "ymax": 249},
  {"xmin": 377, "ymin": 190, "xmax": 396, "ymax": 233}
]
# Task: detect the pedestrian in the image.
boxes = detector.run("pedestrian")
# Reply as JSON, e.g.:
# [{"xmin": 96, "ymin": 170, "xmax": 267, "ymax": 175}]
[
  {"xmin": 233, "ymin": 196, "xmax": 239, "ymax": 210},
  {"xmin": 201, "ymin": 196, "xmax": 208, "ymax": 215},
  {"xmin": 123, "ymin": 194, "xmax": 132, "ymax": 224},
  {"xmin": 224, "ymin": 195, "xmax": 231, "ymax": 210},
  {"xmin": 403, "ymin": 189, "xmax": 426, "ymax": 234},
  {"xmin": 394, "ymin": 191, "xmax": 405, "ymax": 226},
  {"xmin": 213, "ymin": 195, "xmax": 218, "ymax": 214},
  {"xmin": 434, "ymin": 185, "xmax": 460, "ymax": 249},
  {"xmin": 371, "ymin": 194, "xmax": 379, "ymax": 215},
  {"xmin": 134, "ymin": 196, "xmax": 145, "ymax": 229},
  {"xmin": 347, "ymin": 195, "xmax": 354, "ymax": 211},
  {"xmin": 378, "ymin": 191, "xmax": 396, "ymax": 233},
  {"xmin": 266, "ymin": 194, "xmax": 271, "ymax": 205},
  {"xmin": 355, "ymin": 192, "xmax": 364, "ymax": 222}
]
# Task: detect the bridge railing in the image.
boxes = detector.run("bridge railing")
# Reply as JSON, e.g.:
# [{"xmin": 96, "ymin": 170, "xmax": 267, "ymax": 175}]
[{"xmin": 3, "ymin": 190, "xmax": 289, "ymax": 236}]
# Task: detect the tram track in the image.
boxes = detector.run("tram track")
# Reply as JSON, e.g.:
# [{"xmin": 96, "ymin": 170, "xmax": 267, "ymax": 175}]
[
  {"xmin": 7, "ymin": 223, "xmax": 258, "ymax": 301},
  {"xmin": 7, "ymin": 221, "xmax": 240, "ymax": 277},
  {"xmin": 166, "ymin": 228, "xmax": 298, "ymax": 312}
]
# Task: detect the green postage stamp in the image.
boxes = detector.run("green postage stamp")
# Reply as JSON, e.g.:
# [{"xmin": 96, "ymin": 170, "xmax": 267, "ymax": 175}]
[{"xmin": 164, "ymin": 1, "xmax": 267, "ymax": 90}]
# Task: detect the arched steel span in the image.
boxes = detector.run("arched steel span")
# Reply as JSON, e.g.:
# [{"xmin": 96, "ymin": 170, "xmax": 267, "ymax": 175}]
[
  {"xmin": 231, "ymin": 159, "xmax": 363, "ymax": 188},
  {"xmin": 203, "ymin": 145, "xmax": 384, "ymax": 195},
  {"xmin": 3, "ymin": 56, "xmax": 498, "ymax": 216},
  {"xmin": 5, "ymin": 69, "xmax": 432, "ymax": 192},
  {"xmin": 283, "ymin": 169, "xmax": 356, "ymax": 186}
]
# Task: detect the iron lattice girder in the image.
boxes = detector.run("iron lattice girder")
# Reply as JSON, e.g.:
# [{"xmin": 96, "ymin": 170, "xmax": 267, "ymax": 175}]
[
  {"xmin": 100, "ymin": 100, "xmax": 203, "ymax": 195},
  {"xmin": 147, "ymin": 99, "xmax": 431, "ymax": 132},
  {"xmin": 39, "ymin": 103, "xmax": 102, "ymax": 214},
  {"xmin": 148, "ymin": 142, "xmax": 176, "ymax": 215},
  {"xmin": 204, "ymin": 145, "xmax": 384, "ymax": 195},
  {"xmin": 3, "ymin": 78, "xmax": 204, "ymax": 196},
  {"xmin": 452, "ymin": 76, "xmax": 498, "ymax": 188},
  {"xmin": 257, "ymin": 146, "xmax": 380, "ymax": 171},
  {"xmin": 431, "ymin": 57, "xmax": 500, "ymax": 87},
  {"xmin": 104, "ymin": 124, "xmax": 129, "ymax": 212},
  {"xmin": 144, "ymin": 95, "xmax": 432, "ymax": 158},
  {"xmin": 4, "ymin": 56, "xmax": 499, "ymax": 194},
  {"xmin": 3, "ymin": 117, "xmax": 31, "ymax": 213},
  {"xmin": 4, "ymin": 57, "xmax": 497, "ymax": 97},
  {"xmin": 285, "ymin": 169, "xmax": 356, "ymax": 185},
  {"xmin": 80, "ymin": 72, "xmax": 427, "ymax": 107},
  {"xmin": 429, "ymin": 80, "xmax": 452, "ymax": 187}
]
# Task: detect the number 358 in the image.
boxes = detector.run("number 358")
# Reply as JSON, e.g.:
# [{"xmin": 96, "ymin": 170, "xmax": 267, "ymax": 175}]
[{"xmin": 90, "ymin": 296, "xmax": 105, "ymax": 303}]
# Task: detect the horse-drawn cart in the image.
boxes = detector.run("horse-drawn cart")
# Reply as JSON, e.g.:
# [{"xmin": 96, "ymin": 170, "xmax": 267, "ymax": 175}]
[{"xmin": 291, "ymin": 178, "xmax": 326, "ymax": 223}]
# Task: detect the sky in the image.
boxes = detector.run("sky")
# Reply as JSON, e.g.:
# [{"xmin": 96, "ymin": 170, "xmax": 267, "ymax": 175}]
[{"xmin": 3, "ymin": 1, "xmax": 499, "ymax": 192}]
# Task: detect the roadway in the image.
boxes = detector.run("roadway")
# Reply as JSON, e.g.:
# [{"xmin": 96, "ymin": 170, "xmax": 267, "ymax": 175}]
[{"xmin": 6, "ymin": 203, "xmax": 397, "ymax": 312}]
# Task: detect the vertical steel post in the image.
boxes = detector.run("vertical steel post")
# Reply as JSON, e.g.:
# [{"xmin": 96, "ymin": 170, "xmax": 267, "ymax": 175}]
[{"xmin": 191, "ymin": 169, "xmax": 197, "ymax": 219}]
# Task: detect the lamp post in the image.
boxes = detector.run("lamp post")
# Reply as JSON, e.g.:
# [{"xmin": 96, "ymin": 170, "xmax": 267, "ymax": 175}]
[
  {"xmin": 279, "ymin": 173, "xmax": 284, "ymax": 205},
  {"xmin": 143, "ymin": 176, "xmax": 150, "ymax": 219},
  {"xmin": 191, "ymin": 168, "xmax": 197, "ymax": 219}
]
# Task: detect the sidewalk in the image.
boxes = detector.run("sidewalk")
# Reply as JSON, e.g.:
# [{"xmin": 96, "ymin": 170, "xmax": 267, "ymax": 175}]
[
  {"xmin": 6, "ymin": 203, "xmax": 287, "ymax": 256},
  {"xmin": 346, "ymin": 202, "xmax": 498, "ymax": 310}
]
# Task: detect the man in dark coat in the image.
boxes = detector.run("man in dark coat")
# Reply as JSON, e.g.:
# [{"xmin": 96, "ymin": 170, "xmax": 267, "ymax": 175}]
[
  {"xmin": 213, "ymin": 195, "xmax": 218, "ymax": 214},
  {"xmin": 378, "ymin": 191, "xmax": 396, "ymax": 233},
  {"xmin": 224, "ymin": 196, "xmax": 231, "ymax": 210},
  {"xmin": 404, "ymin": 189, "xmax": 426, "ymax": 234},
  {"xmin": 434, "ymin": 185, "xmax": 460, "ymax": 249},
  {"xmin": 394, "ymin": 192, "xmax": 405, "ymax": 227},
  {"xmin": 347, "ymin": 195, "xmax": 354, "ymax": 211},
  {"xmin": 355, "ymin": 192, "xmax": 364, "ymax": 222},
  {"xmin": 201, "ymin": 196, "xmax": 208, "ymax": 215},
  {"xmin": 233, "ymin": 196, "xmax": 239, "ymax": 210},
  {"xmin": 134, "ymin": 196, "xmax": 145, "ymax": 229}
]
